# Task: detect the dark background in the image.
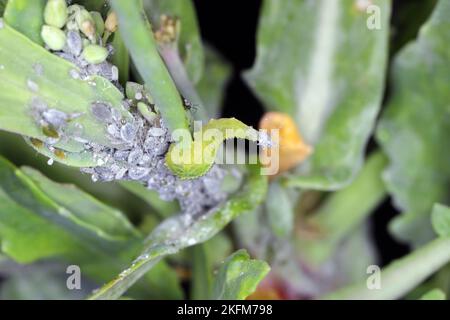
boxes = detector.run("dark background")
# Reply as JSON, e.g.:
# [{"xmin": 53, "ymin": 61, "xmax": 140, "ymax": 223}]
[{"xmin": 193, "ymin": 0, "xmax": 436, "ymax": 266}]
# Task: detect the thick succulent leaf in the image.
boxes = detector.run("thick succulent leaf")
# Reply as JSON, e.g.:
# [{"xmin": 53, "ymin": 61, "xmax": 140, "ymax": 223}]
[
  {"xmin": 197, "ymin": 45, "xmax": 232, "ymax": 118},
  {"xmin": 376, "ymin": 0, "xmax": 450, "ymax": 245},
  {"xmin": 4, "ymin": 0, "xmax": 46, "ymax": 45},
  {"xmin": 89, "ymin": 164, "xmax": 268, "ymax": 299},
  {"xmin": 265, "ymin": 181, "xmax": 294, "ymax": 238},
  {"xmin": 420, "ymin": 288, "xmax": 446, "ymax": 300},
  {"xmin": 166, "ymin": 118, "xmax": 261, "ymax": 179},
  {"xmin": 119, "ymin": 181, "xmax": 179, "ymax": 218},
  {"xmin": 144, "ymin": 0, "xmax": 204, "ymax": 84},
  {"xmin": 0, "ymin": 156, "xmax": 139, "ymax": 263},
  {"xmin": 300, "ymin": 152, "xmax": 387, "ymax": 264},
  {"xmin": 245, "ymin": 0, "xmax": 391, "ymax": 190},
  {"xmin": 0, "ymin": 23, "xmax": 133, "ymax": 164},
  {"xmin": 111, "ymin": 0, "xmax": 191, "ymax": 135},
  {"xmin": 431, "ymin": 204, "xmax": 450, "ymax": 238},
  {"xmin": 212, "ymin": 249, "xmax": 270, "ymax": 300},
  {"xmin": 324, "ymin": 235, "xmax": 450, "ymax": 300},
  {"xmin": 21, "ymin": 167, "xmax": 139, "ymax": 241}
]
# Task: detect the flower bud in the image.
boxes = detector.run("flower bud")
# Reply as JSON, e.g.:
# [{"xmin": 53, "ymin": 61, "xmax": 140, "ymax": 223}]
[
  {"xmin": 105, "ymin": 11, "xmax": 118, "ymax": 33},
  {"xmin": 82, "ymin": 45, "xmax": 108, "ymax": 64},
  {"xmin": 90, "ymin": 11, "xmax": 105, "ymax": 37},
  {"xmin": 44, "ymin": 0, "xmax": 68, "ymax": 28},
  {"xmin": 76, "ymin": 9, "xmax": 96, "ymax": 39},
  {"xmin": 41, "ymin": 25, "xmax": 67, "ymax": 51}
]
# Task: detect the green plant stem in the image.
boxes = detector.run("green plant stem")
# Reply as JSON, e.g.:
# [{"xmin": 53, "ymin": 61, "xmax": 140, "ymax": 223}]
[
  {"xmin": 159, "ymin": 45, "xmax": 208, "ymax": 121},
  {"xmin": 111, "ymin": 0, "xmax": 191, "ymax": 139},
  {"xmin": 300, "ymin": 152, "xmax": 388, "ymax": 263},
  {"xmin": 323, "ymin": 236, "xmax": 450, "ymax": 300}
]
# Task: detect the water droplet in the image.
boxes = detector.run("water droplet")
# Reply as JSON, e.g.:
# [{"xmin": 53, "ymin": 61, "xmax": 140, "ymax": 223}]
[
  {"xmin": 135, "ymin": 92, "xmax": 143, "ymax": 100},
  {"xmin": 69, "ymin": 69, "xmax": 80, "ymax": 79},
  {"xmin": 47, "ymin": 158, "xmax": 54, "ymax": 166}
]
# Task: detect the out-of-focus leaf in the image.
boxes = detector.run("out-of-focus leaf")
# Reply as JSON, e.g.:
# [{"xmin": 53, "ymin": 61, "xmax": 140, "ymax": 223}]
[
  {"xmin": 212, "ymin": 249, "xmax": 270, "ymax": 300},
  {"xmin": 190, "ymin": 244, "xmax": 212, "ymax": 300},
  {"xmin": 21, "ymin": 167, "xmax": 139, "ymax": 241},
  {"xmin": 245, "ymin": 0, "xmax": 391, "ymax": 190},
  {"xmin": 0, "ymin": 155, "xmax": 139, "ymax": 263},
  {"xmin": 324, "ymin": 231, "xmax": 450, "ymax": 299},
  {"xmin": 77, "ymin": 0, "xmax": 109, "ymax": 14},
  {"xmin": 0, "ymin": 262, "xmax": 93, "ymax": 300},
  {"xmin": 265, "ymin": 181, "xmax": 294, "ymax": 238},
  {"xmin": 119, "ymin": 181, "xmax": 179, "ymax": 218},
  {"xmin": 420, "ymin": 288, "xmax": 446, "ymax": 300},
  {"xmin": 111, "ymin": 0, "xmax": 191, "ymax": 136},
  {"xmin": 197, "ymin": 45, "xmax": 232, "ymax": 118},
  {"xmin": 300, "ymin": 152, "xmax": 387, "ymax": 264},
  {"xmin": 376, "ymin": 0, "xmax": 450, "ymax": 245},
  {"xmin": 0, "ymin": 0, "xmax": 8, "ymax": 16},
  {"xmin": 111, "ymin": 31, "xmax": 130, "ymax": 86},
  {"xmin": 144, "ymin": 0, "xmax": 204, "ymax": 84},
  {"xmin": 0, "ymin": 23, "xmax": 133, "ymax": 166},
  {"xmin": 89, "ymin": 164, "xmax": 268, "ymax": 299},
  {"xmin": 4, "ymin": 0, "xmax": 46, "ymax": 45},
  {"xmin": 431, "ymin": 204, "xmax": 450, "ymax": 238}
]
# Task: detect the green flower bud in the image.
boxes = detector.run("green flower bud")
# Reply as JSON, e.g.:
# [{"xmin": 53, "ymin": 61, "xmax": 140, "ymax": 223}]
[
  {"xmin": 137, "ymin": 102, "xmax": 158, "ymax": 123},
  {"xmin": 76, "ymin": 9, "xmax": 96, "ymax": 39},
  {"xmin": 105, "ymin": 11, "xmax": 118, "ymax": 33},
  {"xmin": 90, "ymin": 11, "xmax": 105, "ymax": 37},
  {"xmin": 41, "ymin": 25, "xmax": 67, "ymax": 51},
  {"xmin": 44, "ymin": 0, "xmax": 68, "ymax": 28},
  {"xmin": 82, "ymin": 45, "xmax": 108, "ymax": 64}
]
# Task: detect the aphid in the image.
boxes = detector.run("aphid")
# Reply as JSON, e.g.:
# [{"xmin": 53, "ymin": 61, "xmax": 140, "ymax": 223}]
[
  {"xmin": 42, "ymin": 125, "xmax": 60, "ymax": 139},
  {"xmin": 33, "ymin": 63, "xmax": 44, "ymax": 76},
  {"xmin": 128, "ymin": 167, "xmax": 150, "ymax": 180},
  {"xmin": 91, "ymin": 102, "xmax": 112, "ymax": 122},
  {"xmin": 27, "ymin": 79, "xmax": 39, "ymax": 93},
  {"xmin": 54, "ymin": 148, "xmax": 66, "ymax": 159},
  {"xmin": 120, "ymin": 123, "xmax": 136, "ymax": 142},
  {"xmin": 183, "ymin": 98, "xmax": 198, "ymax": 113},
  {"xmin": 66, "ymin": 30, "xmax": 83, "ymax": 56},
  {"xmin": 30, "ymin": 138, "xmax": 44, "ymax": 148},
  {"xmin": 42, "ymin": 109, "xmax": 68, "ymax": 128},
  {"xmin": 127, "ymin": 149, "xmax": 143, "ymax": 165}
]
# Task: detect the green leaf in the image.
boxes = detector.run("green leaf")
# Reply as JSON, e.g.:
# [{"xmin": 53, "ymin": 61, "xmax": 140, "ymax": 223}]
[
  {"xmin": 111, "ymin": 0, "xmax": 191, "ymax": 136},
  {"xmin": 323, "ymin": 232, "xmax": 450, "ymax": 299},
  {"xmin": 0, "ymin": 155, "xmax": 139, "ymax": 263},
  {"xmin": 0, "ymin": 0, "xmax": 8, "ymax": 16},
  {"xmin": 4, "ymin": 0, "xmax": 46, "ymax": 45},
  {"xmin": 431, "ymin": 204, "xmax": 450, "ymax": 238},
  {"xmin": 265, "ymin": 181, "xmax": 294, "ymax": 238},
  {"xmin": 300, "ymin": 152, "xmax": 387, "ymax": 264},
  {"xmin": 212, "ymin": 249, "xmax": 270, "ymax": 300},
  {"xmin": 0, "ymin": 22, "xmax": 133, "ymax": 166},
  {"xmin": 119, "ymin": 181, "xmax": 179, "ymax": 218},
  {"xmin": 420, "ymin": 288, "xmax": 446, "ymax": 300},
  {"xmin": 89, "ymin": 164, "xmax": 268, "ymax": 299},
  {"xmin": 190, "ymin": 244, "xmax": 212, "ymax": 300},
  {"xmin": 197, "ymin": 45, "xmax": 232, "ymax": 118},
  {"xmin": 144, "ymin": 0, "xmax": 204, "ymax": 84},
  {"xmin": 166, "ymin": 118, "xmax": 261, "ymax": 179},
  {"xmin": 376, "ymin": 0, "xmax": 450, "ymax": 245},
  {"xmin": 245, "ymin": 0, "xmax": 391, "ymax": 190},
  {"xmin": 111, "ymin": 31, "xmax": 130, "ymax": 86}
]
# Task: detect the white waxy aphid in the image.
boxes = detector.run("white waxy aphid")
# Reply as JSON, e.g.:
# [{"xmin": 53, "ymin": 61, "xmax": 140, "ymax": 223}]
[
  {"xmin": 91, "ymin": 102, "xmax": 113, "ymax": 122},
  {"xmin": 66, "ymin": 30, "xmax": 83, "ymax": 56},
  {"xmin": 135, "ymin": 92, "xmax": 143, "ymax": 100},
  {"xmin": 33, "ymin": 63, "xmax": 44, "ymax": 76},
  {"xmin": 69, "ymin": 69, "xmax": 80, "ymax": 79},
  {"xmin": 111, "ymin": 66, "xmax": 119, "ymax": 81},
  {"xmin": 128, "ymin": 149, "xmax": 143, "ymax": 165},
  {"xmin": 120, "ymin": 123, "xmax": 136, "ymax": 143},
  {"xmin": 128, "ymin": 167, "xmax": 150, "ymax": 180},
  {"xmin": 27, "ymin": 79, "xmax": 39, "ymax": 92},
  {"xmin": 42, "ymin": 109, "xmax": 68, "ymax": 128}
]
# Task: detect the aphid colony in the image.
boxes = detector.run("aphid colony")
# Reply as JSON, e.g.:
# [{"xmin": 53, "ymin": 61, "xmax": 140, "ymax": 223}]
[{"xmin": 32, "ymin": 0, "xmax": 235, "ymax": 217}]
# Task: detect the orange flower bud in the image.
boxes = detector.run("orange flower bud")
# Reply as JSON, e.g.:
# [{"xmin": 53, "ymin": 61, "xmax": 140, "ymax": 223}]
[{"xmin": 259, "ymin": 112, "xmax": 312, "ymax": 176}]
